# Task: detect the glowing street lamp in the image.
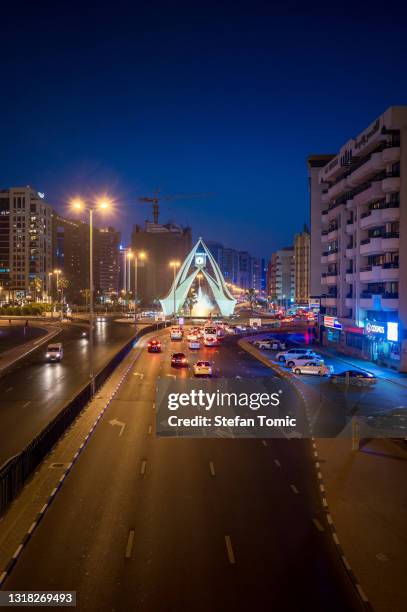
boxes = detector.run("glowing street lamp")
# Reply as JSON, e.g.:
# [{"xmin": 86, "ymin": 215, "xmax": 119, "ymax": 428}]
[
  {"xmin": 169, "ymin": 261, "xmax": 181, "ymax": 319},
  {"xmin": 71, "ymin": 196, "xmax": 112, "ymax": 395}
]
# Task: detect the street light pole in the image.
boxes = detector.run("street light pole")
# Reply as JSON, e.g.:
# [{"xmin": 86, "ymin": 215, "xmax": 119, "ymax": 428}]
[{"xmin": 89, "ymin": 208, "xmax": 95, "ymax": 395}]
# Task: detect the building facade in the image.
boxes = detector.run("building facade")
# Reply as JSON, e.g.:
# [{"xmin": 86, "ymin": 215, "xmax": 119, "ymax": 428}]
[
  {"xmin": 294, "ymin": 228, "xmax": 310, "ymax": 305},
  {"xmin": 267, "ymin": 247, "xmax": 295, "ymax": 306},
  {"xmin": 98, "ymin": 227, "xmax": 121, "ymax": 297},
  {"xmin": 311, "ymin": 106, "xmax": 407, "ymax": 372},
  {"xmin": 0, "ymin": 187, "xmax": 53, "ymax": 299},
  {"xmin": 131, "ymin": 221, "xmax": 192, "ymax": 306}
]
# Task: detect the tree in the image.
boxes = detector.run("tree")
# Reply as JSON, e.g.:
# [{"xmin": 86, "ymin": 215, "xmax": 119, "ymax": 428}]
[
  {"xmin": 81, "ymin": 288, "xmax": 91, "ymax": 311},
  {"xmin": 184, "ymin": 292, "xmax": 198, "ymax": 316},
  {"xmin": 29, "ymin": 277, "xmax": 43, "ymax": 302},
  {"xmin": 246, "ymin": 288, "xmax": 257, "ymax": 310}
]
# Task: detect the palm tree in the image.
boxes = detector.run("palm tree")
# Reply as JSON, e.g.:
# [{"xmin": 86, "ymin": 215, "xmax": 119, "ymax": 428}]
[
  {"xmin": 246, "ymin": 288, "xmax": 257, "ymax": 310},
  {"xmin": 184, "ymin": 292, "xmax": 198, "ymax": 316},
  {"xmin": 81, "ymin": 288, "xmax": 91, "ymax": 312},
  {"xmin": 29, "ymin": 277, "xmax": 43, "ymax": 302}
]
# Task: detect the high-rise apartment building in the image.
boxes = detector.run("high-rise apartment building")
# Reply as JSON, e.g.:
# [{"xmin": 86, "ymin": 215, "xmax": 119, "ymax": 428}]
[
  {"xmin": 99, "ymin": 227, "xmax": 121, "ymax": 297},
  {"xmin": 267, "ymin": 247, "xmax": 295, "ymax": 306},
  {"xmin": 0, "ymin": 187, "xmax": 53, "ymax": 298},
  {"xmin": 294, "ymin": 228, "xmax": 310, "ymax": 305},
  {"xmin": 310, "ymin": 106, "xmax": 407, "ymax": 372},
  {"xmin": 131, "ymin": 221, "xmax": 192, "ymax": 306}
]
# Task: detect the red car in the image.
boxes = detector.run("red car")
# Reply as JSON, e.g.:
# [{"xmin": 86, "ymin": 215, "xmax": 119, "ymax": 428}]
[{"xmin": 147, "ymin": 339, "xmax": 162, "ymax": 353}]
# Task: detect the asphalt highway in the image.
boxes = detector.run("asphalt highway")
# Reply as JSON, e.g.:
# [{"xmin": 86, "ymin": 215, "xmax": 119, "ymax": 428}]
[
  {"xmin": 0, "ymin": 324, "xmax": 47, "ymax": 353},
  {"xmin": 0, "ymin": 320, "xmax": 140, "ymax": 466},
  {"xmin": 4, "ymin": 326, "xmax": 364, "ymax": 611}
]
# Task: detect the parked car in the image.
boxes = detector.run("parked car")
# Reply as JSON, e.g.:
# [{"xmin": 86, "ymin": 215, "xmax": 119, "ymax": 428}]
[
  {"xmin": 284, "ymin": 354, "xmax": 323, "ymax": 368},
  {"xmin": 253, "ymin": 338, "xmax": 286, "ymax": 351},
  {"xmin": 292, "ymin": 361, "xmax": 333, "ymax": 376},
  {"xmin": 330, "ymin": 370, "xmax": 377, "ymax": 386},
  {"xmin": 147, "ymin": 339, "xmax": 162, "ymax": 353},
  {"xmin": 193, "ymin": 361, "xmax": 213, "ymax": 377},
  {"xmin": 276, "ymin": 348, "xmax": 317, "ymax": 363},
  {"xmin": 45, "ymin": 343, "xmax": 64, "ymax": 362},
  {"xmin": 171, "ymin": 352, "xmax": 188, "ymax": 367}
]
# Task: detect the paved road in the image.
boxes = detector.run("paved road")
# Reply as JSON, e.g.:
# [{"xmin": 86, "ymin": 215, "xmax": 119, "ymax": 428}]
[
  {"xmin": 4, "ymin": 327, "xmax": 363, "ymax": 611},
  {"xmin": 0, "ymin": 324, "xmax": 47, "ymax": 354},
  {"xmin": 0, "ymin": 320, "xmax": 140, "ymax": 466}
]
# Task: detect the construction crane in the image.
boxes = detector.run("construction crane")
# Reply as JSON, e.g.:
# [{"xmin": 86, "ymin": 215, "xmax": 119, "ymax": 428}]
[{"xmin": 138, "ymin": 191, "xmax": 213, "ymax": 224}]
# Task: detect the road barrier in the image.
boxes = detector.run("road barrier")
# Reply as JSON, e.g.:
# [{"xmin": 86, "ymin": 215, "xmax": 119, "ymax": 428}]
[{"xmin": 0, "ymin": 322, "xmax": 169, "ymax": 517}]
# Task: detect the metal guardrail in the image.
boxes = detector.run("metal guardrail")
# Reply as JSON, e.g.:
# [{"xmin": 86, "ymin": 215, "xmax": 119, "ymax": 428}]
[{"xmin": 0, "ymin": 322, "xmax": 169, "ymax": 517}]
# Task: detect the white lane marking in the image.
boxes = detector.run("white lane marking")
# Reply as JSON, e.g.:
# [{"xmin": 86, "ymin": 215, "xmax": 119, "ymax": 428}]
[
  {"xmin": 12, "ymin": 544, "xmax": 23, "ymax": 559},
  {"xmin": 0, "ymin": 571, "xmax": 8, "ymax": 584},
  {"xmin": 274, "ymin": 459, "xmax": 281, "ymax": 467},
  {"xmin": 225, "ymin": 535, "xmax": 236, "ymax": 564},
  {"xmin": 125, "ymin": 530, "xmax": 135, "ymax": 559},
  {"xmin": 152, "ymin": 402, "xmax": 156, "ymax": 410},
  {"xmin": 140, "ymin": 460, "xmax": 147, "ymax": 475},
  {"xmin": 209, "ymin": 461, "xmax": 216, "ymax": 476},
  {"xmin": 133, "ymin": 372, "xmax": 144, "ymax": 379},
  {"xmin": 22, "ymin": 401, "xmax": 31, "ymax": 408},
  {"xmin": 290, "ymin": 484, "xmax": 299, "ymax": 494},
  {"xmin": 148, "ymin": 424, "xmax": 152, "ymax": 435},
  {"xmin": 166, "ymin": 374, "xmax": 176, "ymax": 380},
  {"xmin": 108, "ymin": 418, "xmax": 126, "ymax": 436},
  {"xmin": 332, "ymin": 533, "xmax": 340, "ymax": 545},
  {"xmin": 262, "ymin": 440, "xmax": 268, "ymax": 447},
  {"xmin": 6, "ymin": 387, "xmax": 13, "ymax": 393},
  {"xmin": 356, "ymin": 584, "xmax": 369, "ymax": 603},
  {"xmin": 27, "ymin": 522, "xmax": 37, "ymax": 534},
  {"xmin": 313, "ymin": 519, "xmax": 324, "ymax": 532}
]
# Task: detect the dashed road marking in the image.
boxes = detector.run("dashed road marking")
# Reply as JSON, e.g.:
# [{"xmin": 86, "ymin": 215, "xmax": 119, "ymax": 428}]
[
  {"xmin": 274, "ymin": 459, "xmax": 281, "ymax": 467},
  {"xmin": 209, "ymin": 461, "xmax": 216, "ymax": 476},
  {"xmin": 290, "ymin": 484, "xmax": 299, "ymax": 494},
  {"xmin": 140, "ymin": 460, "xmax": 147, "ymax": 476},
  {"xmin": 125, "ymin": 530, "xmax": 135, "ymax": 559},
  {"xmin": 262, "ymin": 440, "xmax": 268, "ymax": 447},
  {"xmin": 225, "ymin": 536, "xmax": 236, "ymax": 564},
  {"xmin": 148, "ymin": 424, "xmax": 152, "ymax": 435},
  {"xmin": 6, "ymin": 387, "xmax": 13, "ymax": 393},
  {"xmin": 22, "ymin": 401, "xmax": 31, "ymax": 408}
]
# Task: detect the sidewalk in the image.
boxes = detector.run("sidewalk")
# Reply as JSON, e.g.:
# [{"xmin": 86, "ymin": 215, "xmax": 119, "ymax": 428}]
[
  {"xmin": 316, "ymin": 436, "xmax": 407, "ymax": 612},
  {"xmin": 315, "ymin": 344, "xmax": 407, "ymax": 390}
]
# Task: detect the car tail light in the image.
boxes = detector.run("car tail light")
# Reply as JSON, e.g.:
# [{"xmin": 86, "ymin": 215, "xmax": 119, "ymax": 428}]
[{"xmin": 182, "ymin": 358, "xmax": 186, "ymax": 363}]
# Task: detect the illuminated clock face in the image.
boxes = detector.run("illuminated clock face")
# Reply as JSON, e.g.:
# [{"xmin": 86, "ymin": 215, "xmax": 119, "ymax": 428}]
[{"xmin": 195, "ymin": 254, "xmax": 206, "ymax": 268}]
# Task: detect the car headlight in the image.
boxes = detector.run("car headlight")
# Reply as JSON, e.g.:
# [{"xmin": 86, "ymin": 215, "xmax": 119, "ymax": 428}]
[
  {"xmin": 46, "ymin": 353, "xmax": 50, "ymax": 357},
  {"xmin": 56, "ymin": 353, "xmax": 60, "ymax": 358}
]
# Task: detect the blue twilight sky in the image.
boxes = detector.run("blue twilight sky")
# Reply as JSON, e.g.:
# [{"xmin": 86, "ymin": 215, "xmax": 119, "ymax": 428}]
[{"xmin": 1, "ymin": 0, "xmax": 407, "ymax": 258}]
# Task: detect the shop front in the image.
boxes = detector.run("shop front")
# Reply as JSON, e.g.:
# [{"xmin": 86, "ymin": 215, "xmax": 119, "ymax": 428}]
[{"xmin": 363, "ymin": 320, "xmax": 401, "ymax": 369}]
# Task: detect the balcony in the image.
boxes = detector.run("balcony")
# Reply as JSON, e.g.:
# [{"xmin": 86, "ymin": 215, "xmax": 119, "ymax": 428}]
[
  {"xmin": 360, "ymin": 233, "xmax": 399, "ymax": 255},
  {"xmin": 345, "ymin": 272, "xmax": 354, "ymax": 283},
  {"xmin": 353, "ymin": 181, "xmax": 384, "ymax": 207},
  {"xmin": 321, "ymin": 249, "xmax": 338, "ymax": 264},
  {"xmin": 382, "ymin": 176, "xmax": 400, "ymax": 193},
  {"xmin": 327, "ymin": 228, "xmax": 338, "ymax": 241},
  {"xmin": 321, "ymin": 296, "xmax": 337, "ymax": 307},
  {"xmin": 328, "ymin": 176, "xmax": 348, "ymax": 199},
  {"xmin": 345, "ymin": 297, "xmax": 354, "ymax": 308},
  {"xmin": 321, "ymin": 229, "xmax": 329, "ymax": 244},
  {"xmin": 346, "ymin": 247, "xmax": 355, "ymax": 258},
  {"xmin": 346, "ymin": 197, "xmax": 354, "ymax": 210},
  {"xmin": 322, "ymin": 272, "xmax": 338, "ymax": 285},
  {"xmin": 347, "ymin": 152, "xmax": 384, "ymax": 187},
  {"xmin": 382, "ymin": 295, "xmax": 399, "ymax": 310},
  {"xmin": 359, "ymin": 292, "xmax": 399, "ymax": 311},
  {"xmin": 360, "ymin": 205, "xmax": 399, "ymax": 229},
  {"xmin": 382, "ymin": 146, "xmax": 400, "ymax": 164},
  {"xmin": 321, "ymin": 191, "xmax": 329, "ymax": 205}
]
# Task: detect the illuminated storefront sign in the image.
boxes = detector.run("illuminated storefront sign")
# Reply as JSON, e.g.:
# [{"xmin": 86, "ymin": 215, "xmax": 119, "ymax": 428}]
[
  {"xmin": 365, "ymin": 321, "xmax": 385, "ymax": 335},
  {"xmin": 387, "ymin": 322, "xmax": 399, "ymax": 342},
  {"xmin": 324, "ymin": 316, "xmax": 342, "ymax": 330}
]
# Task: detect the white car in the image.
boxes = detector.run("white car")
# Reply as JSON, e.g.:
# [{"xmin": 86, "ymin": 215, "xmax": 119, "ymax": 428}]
[
  {"xmin": 276, "ymin": 348, "xmax": 317, "ymax": 363},
  {"xmin": 224, "ymin": 325, "xmax": 237, "ymax": 334},
  {"xmin": 188, "ymin": 339, "xmax": 201, "ymax": 350},
  {"xmin": 284, "ymin": 354, "xmax": 323, "ymax": 368},
  {"xmin": 45, "ymin": 343, "xmax": 64, "ymax": 362},
  {"xmin": 292, "ymin": 361, "xmax": 333, "ymax": 376},
  {"xmin": 170, "ymin": 328, "xmax": 183, "ymax": 341},
  {"xmin": 193, "ymin": 361, "xmax": 213, "ymax": 377},
  {"xmin": 187, "ymin": 332, "xmax": 198, "ymax": 341},
  {"xmin": 254, "ymin": 339, "xmax": 286, "ymax": 351}
]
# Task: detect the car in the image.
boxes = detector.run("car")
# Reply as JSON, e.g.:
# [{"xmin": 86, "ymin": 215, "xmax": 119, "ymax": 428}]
[
  {"xmin": 330, "ymin": 370, "xmax": 377, "ymax": 386},
  {"xmin": 253, "ymin": 339, "xmax": 286, "ymax": 351},
  {"xmin": 285, "ymin": 354, "xmax": 323, "ymax": 368},
  {"xmin": 147, "ymin": 339, "xmax": 162, "ymax": 353},
  {"xmin": 224, "ymin": 325, "xmax": 237, "ymax": 334},
  {"xmin": 170, "ymin": 328, "xmax": 183, "ymax": 341},
  {"xmin": 236, "ymin": 324, "xmax": 247, "ymax": 331},
  {"xmin": 193, "ymin": 361, "xmax": 213, "ymax": 377},
  {"xmin": 276, "ymin": 348, "xmax": 317, "ymax": 363},
  {"xmin": 292, "ymin": 361, "xmax": 333, "ymax": 376},
  {"xmin": 171, "ymin": 352, "xmax": 188, "ymax": 367},
  {"xmin": 187, "ymin": 332, "xmax": 198, "ymax": 341},
  {"xmin": 188, "ymin": 339, "xmax": 201, "ymax": 350},
  {"xmin": 45, "ymin": 343, "xmax": 63, "ymax": 362}
]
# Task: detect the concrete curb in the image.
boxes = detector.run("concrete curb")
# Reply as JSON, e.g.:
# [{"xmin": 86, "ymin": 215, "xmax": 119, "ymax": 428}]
[
  {"xmin": 238, "ymin": 338, "xmax": 374, "ymax": 611},
  {"xmin": 0, "ymin": 326, "xmax": 62, "ymax": 376}
]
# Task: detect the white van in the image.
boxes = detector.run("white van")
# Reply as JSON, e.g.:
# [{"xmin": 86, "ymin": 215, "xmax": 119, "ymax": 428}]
[{"xmin": 46, "ymin": 343, "xmax": 64, "ymax": 362}]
